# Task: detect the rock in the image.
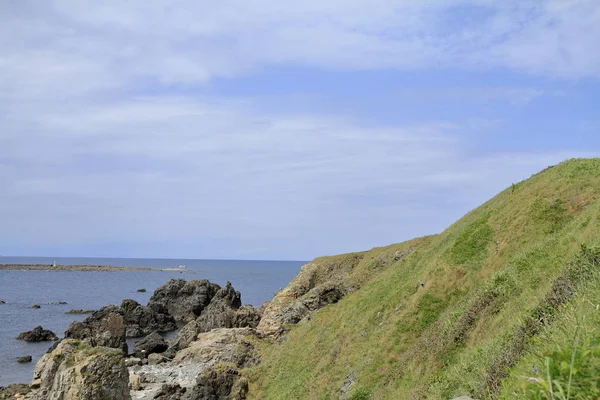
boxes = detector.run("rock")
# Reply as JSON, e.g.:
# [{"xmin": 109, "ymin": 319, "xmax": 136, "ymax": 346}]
[
  {"xmin": 137, "ymin": 288, "xmax": 147, "ymax": 292},
  {"xmin": 451, "ymin": 397, "xmax": 477, "ymax": 400},
  {"xmin": 187, "ymin": 364, "xmax": 247, "ymax": 400},
  {"xmin": 169, "ymin": 283, "xmax": 260, "ymax": 352},
  {"xmin": 0, "ymin": 384, "xmax": 31, "ymax": 399},
  {"xmin": 16, "ymin": 326, "xmax": 58, "ymax": 342},
  {"xmin": 120, "ymin": 299, "xmax": 177, "ymax": 338},
  {"xmin": 174, "ymin": 328, "xmax": 256, "ymax": 368},
  {"xmin": 132, "ymin": 332, "xmax": 168, "ymax": 358},
  {"xmin": 153, "ymin": 383, "xmax": 187, "ymax": 399},
  {"xmin": 148, "ymin": 279, "xmax": 221, "ymax": 323},
  {"xmin": 0, "ymin": 300, "xmax": 5, "ymax": 304},
  {"xmin": 129, "ymin": 372, "xmax": 142, "ymax": 391},
  {"xmin": 16, "ymin": 355, "xmax": 32, "ymax": 363},
  {"xmin": 29, "ymin": 339, "xmax": 130, "ymax": 400},
  {"xmin": 147, "ymin": 353, "xmax": 166, "ymax": 365},
  {"xmin": 66, "ymin": 309, "xmax": 95, "ymax": 315},
  {"xmin": 124, "ymin": 357, "xmax": 142, "ymax": 367},
  {"xmin": 48, "ymin": 301, "xmax": 68, "ymax": 305},
  {"xmin": 27, "ymin": 304, "xmax": 41, "ymax": 309},
  {"xmin": 65, "ymin": 310, "xmax": 128, "ymax": 354}
]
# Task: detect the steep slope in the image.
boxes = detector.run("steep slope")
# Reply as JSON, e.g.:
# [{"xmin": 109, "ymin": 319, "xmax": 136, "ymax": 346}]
[{"xmin": 246, "ymin": 158, "xmax": 600, "ymax": 400}]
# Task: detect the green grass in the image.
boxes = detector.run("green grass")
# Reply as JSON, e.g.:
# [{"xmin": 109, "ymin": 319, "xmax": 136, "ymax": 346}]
[{"xmin": 247, "ymin": 158, "xmax": 600, "ymax": 400}]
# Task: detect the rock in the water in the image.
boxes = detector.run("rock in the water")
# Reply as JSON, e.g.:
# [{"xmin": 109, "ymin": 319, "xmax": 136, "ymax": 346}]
[
  {"xmin": 132, "ymin": 332, "xmax": 168, "ymax": 358},
  {"xmin": 27, "ymin": 304, "xmax": 41, "ymax": 309},
  {"xmin": 29, "ymin": 339, "xmax": 130, "ymax": 400},
  {"xmin": 16, "ymin": 355, "xmax": 32, "ymax": 363},
  {"xmin": 148, "ymin": 279, "xmax": 221, "ymax": 323},
  {"xmin": 137, "ymin": 288, "xmax": 147, "ymax": 293},
  {"xmin": 66, "ymin": 309, "xmax": 95, "ymax": 315},
  {"xmin": 65, "ymin": 309, "xmax": 128, "ymax": 354},
  {"xmin": 0, "ymin": 300, "xmax": 5, "ymax": 304},
  {"xmin": 16, "ymin": 326, "xmax": 58, "ymax": 342},
  {"xmin": 48, "ymin": 301, "xmax": 68, "ymax": 305}
]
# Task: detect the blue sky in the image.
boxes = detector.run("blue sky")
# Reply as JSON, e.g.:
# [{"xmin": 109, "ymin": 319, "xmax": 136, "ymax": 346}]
[{"xmin": 1, "ymin": 1, "xmax": 599, "ymax": 260}]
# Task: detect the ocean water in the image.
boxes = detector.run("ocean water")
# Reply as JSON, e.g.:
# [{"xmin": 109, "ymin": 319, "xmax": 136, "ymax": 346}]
[{"xmin": 0, "ymin": 257, "xmax": 305, "ymax": 386}]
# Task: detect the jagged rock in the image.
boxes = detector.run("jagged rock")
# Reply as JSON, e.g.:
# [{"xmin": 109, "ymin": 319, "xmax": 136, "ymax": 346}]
[
  {"xmin": 16, "ymin": 355, "xmax": 32, "ymax": 363},
  {"xmin": 148, "ymin": 279, "xmax": 221, "ymax": 323},
  {"xmin": 120, "ymin": 299, "xmax": 177, "ymax": 338},
  {"xmin": 16, "ymin": 326, "xmax": 58, "ymax": 342},
  {"xmin": 29, "ymin": 339, "xmax": 130, "ymax": 400},
  {"xmin": 132, "ymin": 332, "xmax": 168, "ymax": 358},
  {"xmin": 65, "ymin": 310, "xmax": 128, "ymax": 354},
  {"xmin": 169, "ymin": 283, "xmax": 260, "ymax": 352},
  {"xmin": 174, "ymin": 328, "xmax": 256, "ymax": 367}
]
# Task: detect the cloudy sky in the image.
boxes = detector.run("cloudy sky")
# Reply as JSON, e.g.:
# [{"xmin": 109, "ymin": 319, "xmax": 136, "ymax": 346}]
[{"xmin": 1, "ymin": 1, "xmax": 599, "ymax": 260}]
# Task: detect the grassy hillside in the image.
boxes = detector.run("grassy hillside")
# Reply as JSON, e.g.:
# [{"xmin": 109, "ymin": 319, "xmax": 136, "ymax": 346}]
[{"xmin": 246, "ymin": 158, "xmax": 600, "ymax": 400}]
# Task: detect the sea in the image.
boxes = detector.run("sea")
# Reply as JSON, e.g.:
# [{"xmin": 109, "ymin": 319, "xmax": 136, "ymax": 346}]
[{"xmin": 0, "ymin": 256, "xmax": 305, "ymax": 387}]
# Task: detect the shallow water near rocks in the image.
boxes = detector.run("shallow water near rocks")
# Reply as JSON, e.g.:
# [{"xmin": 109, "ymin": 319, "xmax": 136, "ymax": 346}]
[{"xmin": 0, "ymin": 256, "xmax": 304, "ymax": 386}]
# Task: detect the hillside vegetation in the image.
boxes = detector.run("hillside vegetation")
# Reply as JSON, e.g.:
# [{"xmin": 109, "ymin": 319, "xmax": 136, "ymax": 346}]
[{"xmin": 246, "ymin": 158, "xmax": 600, "ymax": 399}]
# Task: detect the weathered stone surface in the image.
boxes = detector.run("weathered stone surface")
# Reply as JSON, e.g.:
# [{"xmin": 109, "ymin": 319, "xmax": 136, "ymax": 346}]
[
  {"xmin": 120, "ymin": 299, "xmax": 177, "ymax": 338},
  {"xmin": 148, "ymin": 279, "xmax": 221, "ymax": 323},
  {"xmin": 169, "ymin": 283, "xmax": 260, "ymax": 352},
  {"xmin": 65, "ymin": 309, "xmax": 95, "ymax": 315},
  {"xmin": 29, "ymin": 339, "xmax": 130, "ymax": 400},
  {"xmin": 16, "ymin": 326, "xmax": 58, "ymax": 342},
  {"xmin": 16, "ymin": 355, "xmax": 32, "ymax": 363},
  {"xmin": 153, "ymin": 383, "xmax": 187, "ymax": 399},
  {"xmin": 132, "ymin": 332, "xmax": 168, "ymax": 359},
  {"xmin": 187, "ymin": 364, "xmax": 247, "ymax": 400},
  {"xmin": 65, "ymin": 310, "xmax": 128, "ymax": 354},
  {"xmin": 0, "ymin": 383, "xmax": 31, "ymax": 399},
  {"xmin": 174, "ymin": 328, "xmax": 256, "ymax": 367}
]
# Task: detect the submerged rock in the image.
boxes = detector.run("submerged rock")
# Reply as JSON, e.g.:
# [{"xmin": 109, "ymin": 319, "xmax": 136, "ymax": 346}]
[
  {"xmin": 148, "ymin": 279, "xmax": 221, "ymax": 323},
  {"xmin": 16, "ymin": 326, "xmax": 58, "ymax": 342},
  {"xmin": 132, "ymin": 332, "xmax": 168, "ymax": 359},
  {"xmin": 136, "ymin": 288, "xmax": 147, "ymax": 293},
  {"xmin": 0, "ymin": 300, "xmax": 5, "ymax": 304},
  {"xmin": 66, "ymin": 309, "xmax": 95, "ymax": 315},
  {"xmin": 30, "ymin": 339, "xmax": 130, "ymax": 400},
  {"xmin": 16, "ymin": 355, "xmax": 32, "ymax": 363},
  {"xmin": 27, "ymin": 304, "xmax": 41, "ymax": 309}
]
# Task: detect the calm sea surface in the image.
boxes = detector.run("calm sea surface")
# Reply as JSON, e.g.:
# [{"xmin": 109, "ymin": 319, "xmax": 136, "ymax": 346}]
[{"xmin": 0, "ymin": 256, "xmax": 305, "ymax": 386}]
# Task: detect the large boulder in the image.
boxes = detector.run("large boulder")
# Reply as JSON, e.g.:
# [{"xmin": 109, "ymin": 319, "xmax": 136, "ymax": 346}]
[
  {"xmin": 168, "ymin": 283, "xmax": 261, "ymax": 352},
  {"xmin": 29, "ymin": 339, "xmax": 130, "ymax": 400},
  {"xmin": 186, "ymin": 364, "xmax": 248, "ymax": 400},
  {"xmin": 16, "ymin": 326, "xmax": 58, "ymax": 342},
  {"xmin": 65, "ymin": 310, "xmax": 127, "ymax": 354},
  {"xmin": 131, "ymin": 332, "xmax": 168, "ymax": 359},
  {"xmin": 174, "ymin": 328, "xmax": 256, "ymax": 367},
  {"xmin": 148, "ymin": 279, "xmax": 221, "ymax": 323},
  {"xmin": 119, "ymin": 299, "xmax": 177, "ymax": 337}
]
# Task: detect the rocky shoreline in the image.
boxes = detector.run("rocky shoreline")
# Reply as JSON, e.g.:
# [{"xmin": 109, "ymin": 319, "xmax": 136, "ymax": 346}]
[{"xmin": 0, "ymin": 264, "xmax": 154, "ymax": 272}]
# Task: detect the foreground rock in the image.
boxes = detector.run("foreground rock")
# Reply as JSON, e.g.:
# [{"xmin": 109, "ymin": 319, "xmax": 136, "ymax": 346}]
[
  {"xmin": 129, "ymin": 328, "xmax": 256, "ymax": 399},
  {"xmin": 148, "ymin": 279, "xmax": 221, "ymax": 323},
  {"xmin": 132, "ymin": 332, "xmax": 168, "ymax": 359},
  {"xmin": 29, "ymin": 339, "xmax": 130, "ymax": 400},
  {"xmin": 65, "ymin": 311, "xmax": 128, "ymax": 354},
  {"xmin": 16, "ymin": 355, "xmax": 32, "ymax": 363},
  {"xmin": 16, "ymin": 326, "xmax": 58, "ymax": 342},
  {"xmin": 0, "ymin": 383, "xmax": 31, "ymax": 399},
  {"xmin": 169, "ymin": 283, "xmax": 261, "ymax": 352}
]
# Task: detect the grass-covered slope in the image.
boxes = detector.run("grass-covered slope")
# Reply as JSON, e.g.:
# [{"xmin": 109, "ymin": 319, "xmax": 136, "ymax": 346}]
[{"xmin": 247, "ymin": 158, "xmax": 600, "ymax": 400}]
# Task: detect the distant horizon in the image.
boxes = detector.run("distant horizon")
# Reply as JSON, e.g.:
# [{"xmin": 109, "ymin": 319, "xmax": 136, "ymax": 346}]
[{"xmin": 0, "ymin": 254, "xmax": 309, "ymax": 263}]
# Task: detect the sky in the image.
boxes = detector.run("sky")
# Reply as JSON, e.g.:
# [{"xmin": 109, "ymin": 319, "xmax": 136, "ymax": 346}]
[{"xmin": 1, "ymin": 1, "xmax": 600, "ymax": 261}]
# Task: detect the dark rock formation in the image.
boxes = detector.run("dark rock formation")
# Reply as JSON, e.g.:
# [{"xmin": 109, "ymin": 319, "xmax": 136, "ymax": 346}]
[
  {"xmin": 137, "ymin": 288, "xmax": 147, "ymax": 293},
  {"xmin": 153, "ymin": 383, "xmax": 187, "ymax": 399},
  {"xmin": 16, "ymin": 355, "xmax": 32, "ymax": 363},
  {"xmin": 16, "ymin": 326, "xmax": 58, "ymax": 342},
  {"xmin": 0, "ymin": 300, "xmax": 5, "ymax": 304},
  {"xmin": 65, "ymin": 310, "xmax": 128, "ymax": 354},
  {"xmin": 48, "ymin": 301, "xmax": 68, "ymax": 305},
  {"xmin": 132, "ymin": 332, "xmax": 168, "ymax": 358},
  {"xmin": 148, "ymin": 279, "xmax": 221, "ymax": 323},
  {"xmin": 30, "ymin": 339, "xmax": 130, "ymax": 400},
  {"xmin": 27, "ymin": 304, "xmax": 41, "ymax": 309},
  {"xmin": 120, "ymin": 299, "xmax": 177, "ymax": 337},
  {"xmin": 168, "ymin": 283, "xmax": 261, "ymax": 351}
]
